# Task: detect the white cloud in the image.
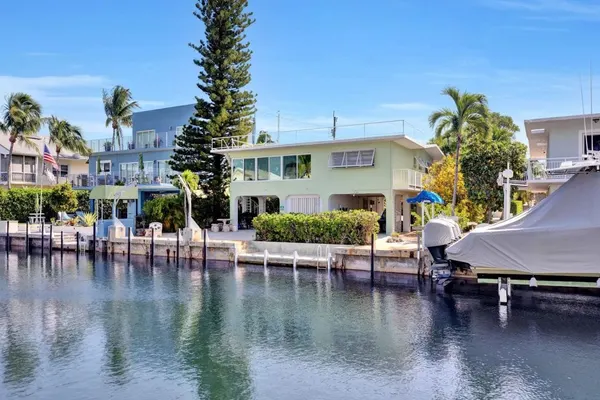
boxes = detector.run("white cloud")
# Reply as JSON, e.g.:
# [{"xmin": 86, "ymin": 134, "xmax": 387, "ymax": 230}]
[
  {"xmin": 481, "ymin": 0, "xmax": 600, "ymax": 20},
  {"xmin": 0, "ymin": 74, "xmax": 165, "ymax": 137},
  {"xmin": 380, "ymin": 102, "xmax": 432, "ymax": 111},
  {"xmin": 24, "ymin": 52, "xmax": 59, "ymax": 57}
]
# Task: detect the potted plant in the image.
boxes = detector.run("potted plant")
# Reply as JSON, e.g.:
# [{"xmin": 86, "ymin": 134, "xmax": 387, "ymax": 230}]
[{"xmin": 104, "ymin": 141, "xmax": 112, "ymax": 152}]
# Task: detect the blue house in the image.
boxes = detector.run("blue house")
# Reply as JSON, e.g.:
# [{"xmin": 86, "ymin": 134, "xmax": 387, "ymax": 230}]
[{"xmin": 85, "ymin": 104, "xmax": 195, "ymax": 217}]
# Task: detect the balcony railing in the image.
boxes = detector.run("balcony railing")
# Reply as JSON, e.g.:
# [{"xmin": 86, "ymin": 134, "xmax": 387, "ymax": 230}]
[
  {"xmin": 86, "ymin": 169, "xmax": 174, "ymax": 187},
  {"xmin": 527, "ymin": 157, "xmax": 581, "ymax": 181},
  {"xmin": 88, "ymin": 131, "xmax": 178, "ymax": 153},
  {"xmin": 393, "ymin": 169, "xmax": 425, "ymax": 191},
  {"xmin": 212, "ymin": 119, "xmax": 423, "ymax": 150}
]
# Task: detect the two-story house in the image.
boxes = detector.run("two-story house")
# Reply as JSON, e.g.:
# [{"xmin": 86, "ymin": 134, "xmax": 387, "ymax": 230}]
[
  {"xmin": 211, "ymin": 131, "xmax": 443, "ymax": 234},
  {"xmin": 0, "ymin": 135, "xmax": 88, "ymax": 187},
  {"xmin": 525, "ymin": 113, "xmax": 600, "ymax": 195},
  {"xmin": 87, "ymin": 104, "xmax": 195, "ymax": 212}
]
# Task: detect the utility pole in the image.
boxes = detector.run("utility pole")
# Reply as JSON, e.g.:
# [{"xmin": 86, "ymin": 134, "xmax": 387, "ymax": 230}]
[
  {"xmin": 277, "ymin": 111, "xmax": 280, "ymax": 143},
  {"xmin": 331, "ymin": 111, "xmax": 338, "ymax": 140}
]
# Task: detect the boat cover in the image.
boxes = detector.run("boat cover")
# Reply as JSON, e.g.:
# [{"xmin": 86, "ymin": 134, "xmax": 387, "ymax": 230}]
[
  {"xmin": 424, "ymin": 218, "xmax": 458, "ymax": 247},
  {"xmin": 446, "ymin": 171, "xmax": 600, "ymax": 274}
]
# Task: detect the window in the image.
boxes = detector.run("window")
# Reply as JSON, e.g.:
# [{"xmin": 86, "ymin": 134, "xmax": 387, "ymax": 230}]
[
  {"xmin": 136, "ymin": 130, "xmax": 156, "ymax": 149},
  {"xmin": 329, "ymin": 149, "xmax": 375, "ymax": 168},
  {"xmin": 11, "ymin": 156, "xmax": 37, "ymax": 182},
  {"xmin": 156, "ymin": 160, "xmax": 171, "ymax": 183},
  {"xmin": 60, "ymin": 164, "xmax": 69, "ymax": 177},
  {"xmin": 231, "ymin": 154, "xmax": 309, "ymax": 182},
  {"xmin": 283, "ymin": 155, "xmax": 297, "ymax": 179},
  {"xmin": 413, "ymin": 156, "xmax": 431, "ymax": 172},
  {"xmin": 269, "ymin": 156, "xmax": 281, "ymax": 180},
  {"xmin": 120, "ymin": 162, "xmax": 138, "ymax": 183},
  {"xmin": 232, "ymin": 159, "xmax": 243, "ymax": 181},
  {"xmin": 244, "ymin": 158, "xmax": 255, "ymax": 181},
  {"xmin": 584, "ymin": 133, "xmax": 600, "ymax": 153},
  {"xmin": 298, "ymin": 154, "xmax": 311, "ymax": 179},
  {"xmin": 257, "ymin": 157, "xmax": 269, "ymax": 181},
  {"xmin": 100, "ymin": 160, "xmax": 111, "ymax": 173}
]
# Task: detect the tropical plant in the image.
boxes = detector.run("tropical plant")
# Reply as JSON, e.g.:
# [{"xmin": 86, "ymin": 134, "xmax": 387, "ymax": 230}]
[
  {"xmin": 428, "ymin": 86, "xmax": 487, "ymax": 215},
  {"xmin": 47, "ymin": 116, "xmax": 91, "ymax": 171},
  {"xmin": 142, "ymin": 194, "xmax": 185, "ymax": 232},
  {"xmin": 47, "ymin": 183, "xmax": 78, "ymax": 213},
  {"xmin": 0, "ymin": 93, "xmax": 43, "ymax": 189},
  {"xmin": 173, "ymin": 169, "xmax": 200, "ymax": 191},
  {"xmin": 460, "ymin": 139, "xmax": 527, "ymax": 221},
  {"xmin": 256, "ymin": 130, "xmax": 273, "ymax": 144},
  {"xmin": 102, "ymin": 85, "xmax": 139, "ymax": 150},
  {"xmin": 78, "ymin": 212, "xmax": 97, "ymax": 227}
]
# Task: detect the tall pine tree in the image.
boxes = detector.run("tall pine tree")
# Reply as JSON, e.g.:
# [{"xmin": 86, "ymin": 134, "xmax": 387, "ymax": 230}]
[{"xmin": 170, "ymin": 0, "xmax": 256, "ymax": 222}]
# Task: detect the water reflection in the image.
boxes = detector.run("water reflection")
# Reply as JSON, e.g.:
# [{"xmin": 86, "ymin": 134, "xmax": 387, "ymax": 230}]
[{"xmin": 0, "ymin": 253, "xmax": 599, "ymax": 399}]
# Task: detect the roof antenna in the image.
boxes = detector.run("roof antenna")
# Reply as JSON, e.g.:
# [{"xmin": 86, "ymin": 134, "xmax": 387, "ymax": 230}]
[
  {"xmin": 581, "ymin": 74, "xmax": 588, "ymax": 156},
  {"xmin": 591, "ymin": 61, "xmax": 594, "ymax": 153}
]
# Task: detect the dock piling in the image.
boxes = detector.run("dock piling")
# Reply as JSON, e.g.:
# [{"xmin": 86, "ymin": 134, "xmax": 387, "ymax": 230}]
[
  {"xmin": 370, "ymin": 233, "xmax": 375, "ymax": 283},
  {"xmin": 5, "ymin": 221, "xmax": 9, "ymax": 255},
  {"xmin": 151, "ymin": 227, "xmax": 155, "ymax": 266},
  {"xmin": 76, "ymin": 231, "xmax": 80, "ymax": 255},
  {"xmin": 26, "ymin": 222, "xmax": 29, "ymax": 254},
  {"xmin": 60, "ymin": 230, "xmax": 64, "ymax": 256},
  {"xmin": 41, "ymin": 222, "xmax": 45, "ymax": 256},
  {"xmin": 176, "ymin": 229, "xmax": 180, "ymax": 267},
  {"xmin": 202, "ymin": 229, "xmax": 207, "ymax": 269},
  {"xmin": 127, "ymin": 227, "xmax": 131, "ymax": 263},
  {"xmin": 92, "ymin": 222, "xmax": 96, "ymax": 258},
  {"xmin": 49, "ymin": 225, "xmax": 53, "ymax": 254}
]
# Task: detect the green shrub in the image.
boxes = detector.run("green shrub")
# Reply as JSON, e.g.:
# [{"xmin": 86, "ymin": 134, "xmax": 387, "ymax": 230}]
[
  {"xmin": 252, "ymin": 210, "xmax": 380, "ymax": 245},
  {"xmin": 75, "ymin": 190, "xmax": 90, "ymax": 212},
  {"xmin": 142, "ymin": 194, "xmax": 185, "ymax": 232},
  {"xmin": 510, "ymin": 200, "xmax": 523, "ymax": 216},
  {"xmin": 47, "ymin": 183, "xmax": 78, "ymax": 213}
]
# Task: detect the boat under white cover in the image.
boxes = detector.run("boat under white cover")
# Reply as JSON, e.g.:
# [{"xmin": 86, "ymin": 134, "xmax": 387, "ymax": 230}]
[{"xmin": 446, "ymin": 170, "xmax": 600, "ymax": 274}]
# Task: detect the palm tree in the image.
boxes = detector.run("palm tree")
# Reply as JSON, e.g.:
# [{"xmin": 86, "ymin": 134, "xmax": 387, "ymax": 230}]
[
  {"xmin": 0, "ymin": 93, "xmax": 43, "ymax": 189},
  {"xmin": 429, "ymin": 87, "xmax": 487, "ymax": 215},
  {"xmin": 48, "ymin": 115, "xmax": 91, "ymax": 162},
  {"xmin": 102, "ymin": 86, "xmax": 139, "ymax": 150}
]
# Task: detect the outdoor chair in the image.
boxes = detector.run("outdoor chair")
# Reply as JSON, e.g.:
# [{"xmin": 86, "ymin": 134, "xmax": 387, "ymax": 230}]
[{"xmin": 148, "ymin": 222, "xmax": 163, "ymax": 237}]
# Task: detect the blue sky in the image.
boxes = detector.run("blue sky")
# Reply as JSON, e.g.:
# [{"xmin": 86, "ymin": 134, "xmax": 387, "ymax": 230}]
[{"xmin": 2, "ymin": 0, "xmax": 600, "ymax": 146}]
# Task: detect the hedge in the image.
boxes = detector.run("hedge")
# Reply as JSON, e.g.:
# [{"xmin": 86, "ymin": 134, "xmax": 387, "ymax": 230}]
[
  {"xmin": 510, "ymin": 200, "xmax": 523, "ymax": 216},
  {"xmin": 0, "ymin": 187, "xmax": 91, "ymax": 222},
  {"xmin": 253, "ymin": 210, "xmax": 380, "ymax": 245}
]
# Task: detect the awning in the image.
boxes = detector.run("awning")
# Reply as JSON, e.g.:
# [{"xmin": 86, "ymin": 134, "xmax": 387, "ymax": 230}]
[{"xmin": 89, "ymin": 185, "xmax": 138, "ymax": 200}]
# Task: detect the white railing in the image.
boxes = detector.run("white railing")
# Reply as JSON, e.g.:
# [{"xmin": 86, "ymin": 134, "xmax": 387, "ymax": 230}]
[
  {"xmin": 88, "ymin": 131, "xmax": 178, "ymax": 153},
  {"xmin": 211, "ymin": 119, "xmax": 424, "ymax": 150},
  {"xmin": 393, "ymin": 169, "xmax": 425, "ymax": 190},
  {"xmin": 86, "ymin": 169, "xmax": 174, "ymax": 187},
  {"xmin": 527, "ymin": 157, "xmax": 581, "ymax": 181}
]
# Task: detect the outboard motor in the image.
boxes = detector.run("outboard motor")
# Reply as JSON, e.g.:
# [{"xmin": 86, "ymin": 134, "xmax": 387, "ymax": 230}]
[{"xmin": 423, "ymin": 218, "xmax": 462, "ymax": 283}]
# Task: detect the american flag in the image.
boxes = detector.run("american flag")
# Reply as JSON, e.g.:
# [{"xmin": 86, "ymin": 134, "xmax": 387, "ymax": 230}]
[{"xmin": 43, "ymin": 144, "xmax": 59, "ymax": 170}]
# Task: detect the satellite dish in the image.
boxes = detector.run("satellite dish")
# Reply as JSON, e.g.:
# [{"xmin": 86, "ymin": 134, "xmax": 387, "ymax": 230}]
[{"xmin": 502, "ymin": 169, "xmax": 513, "ymax": 179}]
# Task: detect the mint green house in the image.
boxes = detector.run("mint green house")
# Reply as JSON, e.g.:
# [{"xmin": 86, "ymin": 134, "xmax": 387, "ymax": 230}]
[{"xmin": 211, "ymin": 133, "xmax": 443, "ymax": 234}]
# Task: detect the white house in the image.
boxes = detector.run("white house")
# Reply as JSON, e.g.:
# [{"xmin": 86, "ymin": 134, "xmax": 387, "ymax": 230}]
[{"xmin": 525, "ymin": 113, "xmax": 600, "ymax": 194}]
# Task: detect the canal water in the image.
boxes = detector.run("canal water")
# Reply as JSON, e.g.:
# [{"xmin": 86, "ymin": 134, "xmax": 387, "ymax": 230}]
[{"xmin": 0, "ymin": 253, "xmax": 599, "ymax": 400}]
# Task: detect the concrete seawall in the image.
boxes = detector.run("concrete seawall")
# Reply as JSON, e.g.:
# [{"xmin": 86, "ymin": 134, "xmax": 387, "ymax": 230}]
[{"xmin": 0, "ymin": 229, "xmax": 423, "ymax": 276}]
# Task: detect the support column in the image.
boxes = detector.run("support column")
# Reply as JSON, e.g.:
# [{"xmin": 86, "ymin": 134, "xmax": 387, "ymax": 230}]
[
  {"xmin": 402, "ymin": 195, "xmax": 411, "ymax": 233},
  {"xmin": 230, "ymin": 196, "xmax": 239, "ymax": 228},
  {"xmin": 385, "ymin": 192, "xmax": 395, "ymax": 235},
  {"xmin": 258, "ymin": 196, "xmax": 266, "ymax": 214},
  {"xmin": 240, "ymin": 196, "xmax": 248, "ymax": 213}
]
